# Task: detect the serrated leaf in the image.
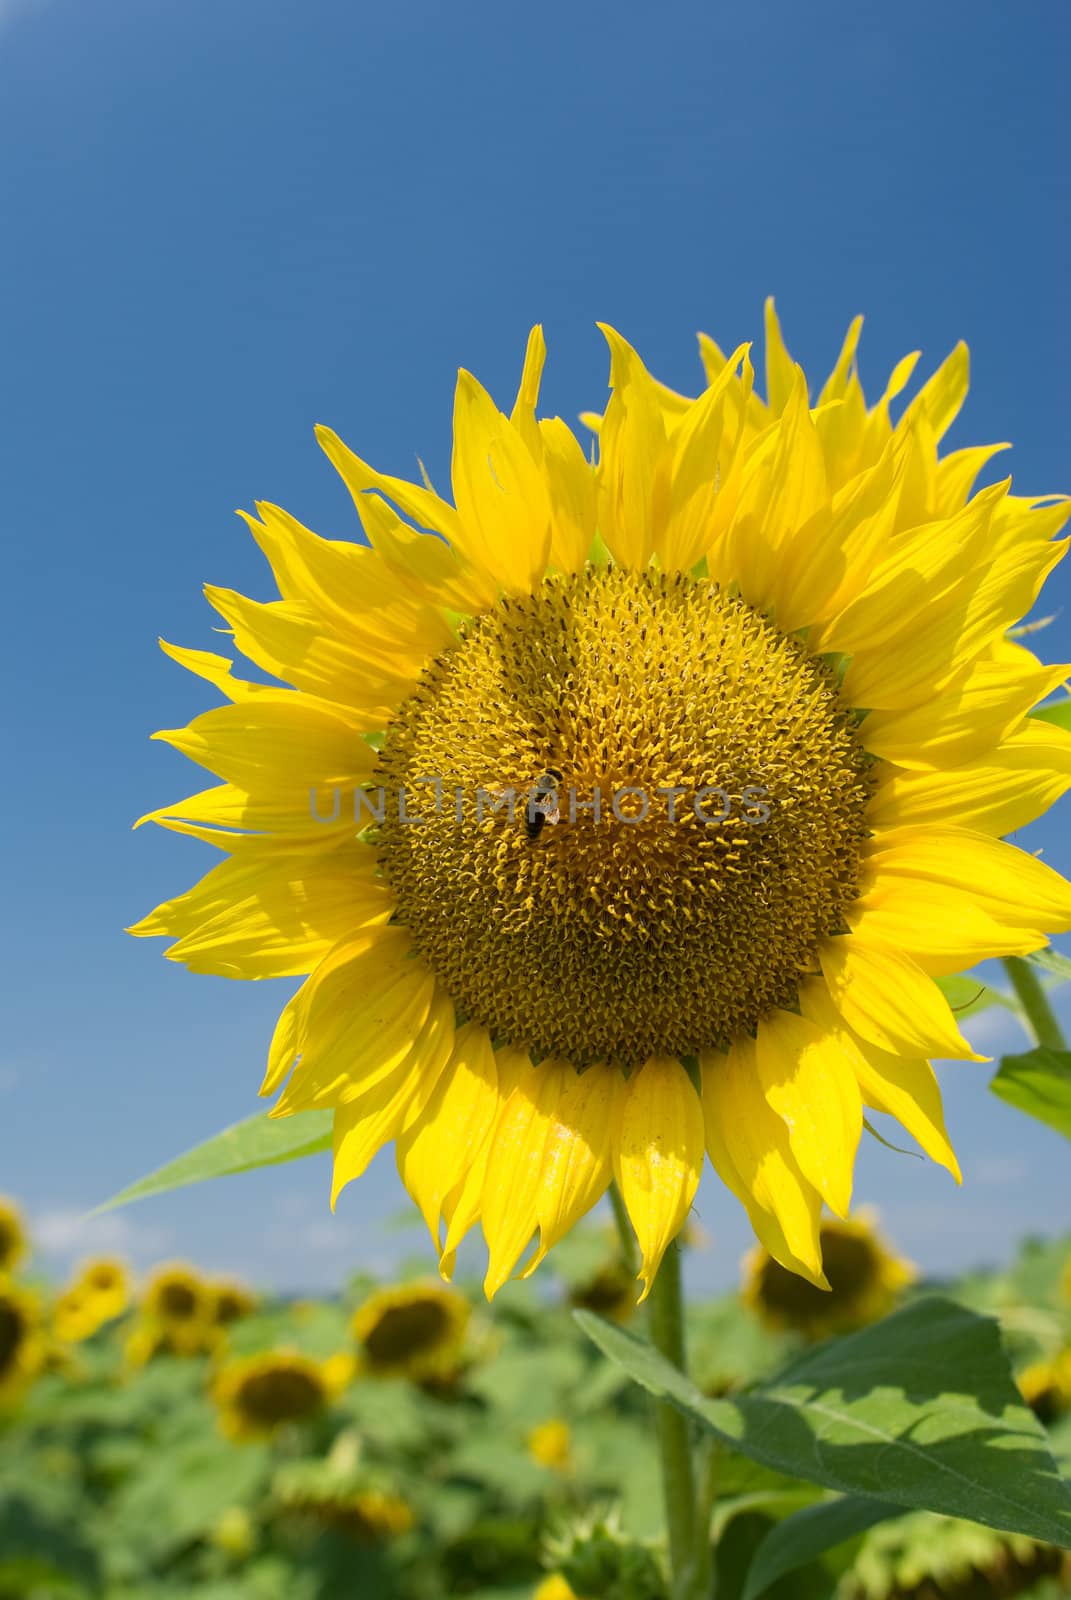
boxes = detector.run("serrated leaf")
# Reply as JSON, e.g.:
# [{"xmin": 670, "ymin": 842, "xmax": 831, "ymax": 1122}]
[
  {"xmin": 95, "ymin": 1109, "xmax": 332, "ymax": 1211},
  {"xmin": 742, "ymin": 1496, "xmax": 900, "ymax": 1600},
  {"xmin": 574, "ymin": 1297, "xmax": 1071, "ymax": 1547},
  {"xmin": 990, "ymin": 1048, "xmax": 1071, "ymax": 1140}
]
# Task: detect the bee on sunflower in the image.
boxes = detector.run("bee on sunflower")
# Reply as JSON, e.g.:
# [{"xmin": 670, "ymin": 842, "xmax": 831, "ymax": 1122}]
[
  {"xmin": 350, "ymin": 1281, "xmax": 469, "ymax": 1382},
  {"xmin": 132, "ymin": 302, "xmax": 1071, "ymax": 1301},
  {"xmin": 742, "ymin": 1211, "xmax": 915, "ymax": 1340}
]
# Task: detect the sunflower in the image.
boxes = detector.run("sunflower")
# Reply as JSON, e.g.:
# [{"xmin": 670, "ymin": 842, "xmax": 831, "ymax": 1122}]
[
  {"xmin": 527, "ymin": 1418, "xmax": 573, "ymax": 1472},
  {"xmin": 743, "ymin": 1211, "xmax": 915, "ymax": 1339},
  {"xmin": 846, "ymin": 1510, "xmax": 1067, "ymax": 1600},
  {"xmin": 1017, "ymin": 1348, "xmax": 1071, "ymax": 1424},
  {"xmin": 351, "ymin": 1281, "xmax": 469, "ymax": 1381},
  {"xmin": 132, "ymin": 303, "xmax": 1071, "ymax": 1298},
  {"xmin": 0, "ymin": 1281, "xmax": 44, "ymax": 1405},
  {"xmin": 140, "ymin": 1261, "xmax": 216, "ymax": 1352},
  {"xmin": 568, "ymin": 1259, "xmax": 637, "ymax": 1324},
  {"xmin": 297, "ymin": 1487, "xmax": 415, "ymax": 1544},
  {"xmin": 213, "ymin": 1348, "xmax": 338, "ymax": 1440},
  {"xmin": 72, "ymin": 1257, "xmax": 130, "ymax": 1324},
  {"xmin": 51, "ymin": 1285, "xmax": 103, "ymax": 1344},
  {"xmin": 208, "ymin": 1279, "xmax": 258, "ymax": 1326},
  {"xmin": 0, "ymin": 1199, "xmax": 28, "ymax": 1275}
]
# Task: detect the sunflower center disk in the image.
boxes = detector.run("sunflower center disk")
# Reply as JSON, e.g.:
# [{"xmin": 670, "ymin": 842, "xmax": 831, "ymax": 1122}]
[{"xmin": 378, "ymin": 568, "xmax": 872, "ymax": 1068}]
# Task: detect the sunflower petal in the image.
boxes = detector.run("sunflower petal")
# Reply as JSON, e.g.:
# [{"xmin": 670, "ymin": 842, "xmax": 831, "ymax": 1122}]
[
  {"xmin": 700, "ymin": 1040, "xmax": 826, "ymax": 1284},
  {"xmin": 612, "ymin": 1056, "xmax": 704, "ymax": 1300},
  {"xmin": 755, "ymin": 1009, "xmax": 863, "ymax": 1218},
  {"xmin": 820, "ymin": 934, "xmax": 984, "ymax": 1061}
]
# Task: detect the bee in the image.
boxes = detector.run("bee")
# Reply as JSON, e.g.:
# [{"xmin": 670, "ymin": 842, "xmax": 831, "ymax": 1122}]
[{"xmin": 526, "ymin": 767, "xmax": 563, "ymax": 842}]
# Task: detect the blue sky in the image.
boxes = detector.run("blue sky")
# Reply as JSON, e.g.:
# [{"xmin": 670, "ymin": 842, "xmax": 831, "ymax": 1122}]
[{"xmin": 2, "ymin": 0, "xmax": 1070, "ymax": 1295}]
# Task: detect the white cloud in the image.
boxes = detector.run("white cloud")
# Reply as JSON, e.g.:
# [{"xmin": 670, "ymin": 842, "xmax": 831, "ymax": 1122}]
[{"xmin": 31, "ymin": 1207, "xmax": 170, "ymax": 1270}]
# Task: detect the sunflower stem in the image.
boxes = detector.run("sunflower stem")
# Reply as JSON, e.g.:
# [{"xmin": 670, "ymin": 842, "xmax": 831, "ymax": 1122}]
[
  {"xmin": 647, "ymin": 1241, "xmax": 706, "ymax": 1598},
  {"xmin": 1003, "ymin": 956, "xmax": 1067, "ymax": 1051},
  {"xmin": 608, "ymin": 1181, "xmax": 640, "ymax": 1276}
]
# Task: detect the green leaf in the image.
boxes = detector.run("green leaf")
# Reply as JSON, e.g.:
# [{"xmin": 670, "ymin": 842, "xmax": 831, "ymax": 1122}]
[
  {"xmin": 935, "ymin": 975, "xmax": 1017, "ymax": 1019},
  {"xmin": 1026, "ymin": 946, "xmax": 1071, "ymax": 986},
  {"xmin": 574, "ymin": 1297, "xmax": 1071, "ymax": 1547},
  {"xmin": 990, "ymin": 1048, "xmax": 1071, "ymax": 1140},
  {"xmin": 741, "ymin": 1496, "xmax": 900, "ymax": 1600},
  {"xmin": 1030, "ymin": 695, "xmax": 1071, "ymax": 730},
  {"xmin": 95, "ymin": 1109, "xmax": 332, "ymax": 1211}
]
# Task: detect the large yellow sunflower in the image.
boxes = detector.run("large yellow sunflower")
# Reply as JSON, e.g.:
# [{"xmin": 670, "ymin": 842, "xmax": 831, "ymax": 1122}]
[{"xmin": 132, "ymin": 302, "xmax": 1071, "ymax": 1299}]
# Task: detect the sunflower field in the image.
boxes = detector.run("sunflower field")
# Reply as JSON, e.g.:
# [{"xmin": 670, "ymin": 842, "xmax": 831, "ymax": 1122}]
[{"xmin": 5, "ymin": 1188, "xmax": 1071, "ymax": 1600}]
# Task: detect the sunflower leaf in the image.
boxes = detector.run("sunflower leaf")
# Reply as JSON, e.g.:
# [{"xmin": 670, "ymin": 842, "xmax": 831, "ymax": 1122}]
[
  {"xmin": 990, "ymin": 1047, "xmax": 1071, "ymax": 1141},
  {"xmin": 1025, "ymin": 946, "xmax": 1071, "ymax": 986},
  {"xmin": 1030, "ymin": 695, "xmax": 1071, "ymax": 730},
  {"xmin": 574, "ymin": 1297, "xmax": 1071, "ymax": 1547},
  {"xmin": 93, "ymin": 1110, "xmax": 333, "ymax": 1211},
  {"xmin": 741, "ymin": 1495, "xmax": 900, "ymax": 1600}
]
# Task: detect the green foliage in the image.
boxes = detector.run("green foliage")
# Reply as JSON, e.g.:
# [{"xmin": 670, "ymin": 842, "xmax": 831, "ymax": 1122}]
[
  {"xmin": 97, "ymin": 1111, "xmax": 333, "ymax": 1211},
  {"xmin": 990, "ymin": 1048, "xmax": 1071, "ymax": 1140},
  {"xmin": 575, "ymin": 1297, "xmax": 1071, "ymax": 1546},
  {"xmin": 6, "ymin": 1227, "xmax": 1071, "ymax": 1598}
]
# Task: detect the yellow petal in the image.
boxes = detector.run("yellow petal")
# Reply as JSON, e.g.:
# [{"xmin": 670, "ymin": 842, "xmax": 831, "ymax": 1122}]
[
  {"xmin": 271, "ymin": 931, "xmax": 446, "ymax": 1114},
  {"xmin": 863, "ymin": 652, "xmax": 1070, "ymax": 771},
  {"xmin": 128, "ymin": 839, "xmax": 391, "ymax": 979},
  {"xmin": 238, "ymin": 502, "xmax": 454, "ymax": 659},
  {"xmin": 763, "ymin": 297, "xmax": 796, "ymax": 414},
  {"xmin": 820, "ymin": 934, "xmax": 984, "ymax": 1061},
  {"xmin": 700, "ymin": 1040, "xmax": 826, "ymax": 1284},
  {"xmin": 151, "ymin": 695, "xmax": 378, "ymax": 794},
  {"xmin": 523, "ymin": 1062, "xmax": 616, "ymax": 1274},
  {"xmin": 595, "ymin": 324, "xmax": 670, "ymax": 569},
  {"xmin": 866, "ymin": 825, "xmax": 1071, "ymax": 941},
  {"xmin": 158, "ymin": 639, "xmax": 268, "ymax": 701},
  {"xmin": 395, "ymin": 1022, "xmax": 500, "ymax": 1250},
  {"xmin": 330, "ymin": 1033, "xmax": 452, "ymax": 1209},
  {"xmin": 899, "ymin": 342, "xmax": 969, "ymax": 443},
  {"xmin": 798, "ymin": 979, "xmax": 961, "ymax": 1181},
  {"xmin": 612, "ymin": 1056, "xmax": 704, "ymax": 1299},
  {"xmin": 868, "ymin": 718, "xmax": 1071, "ymax": 835},
  {"xmin": 451, "ymin": 368, "xmax": 553, "ymax": 595},
  {"xmin": 755, "ymin": 1009, "xmax": 862, "ymax": 1218},
  {"xmin": 479, "ymin": 1058, "xmax": 565, "ymax": 1296},
  {"xmin": 204, "ymin": 586, "xmax": 414, "ymax": 717},
  {"xmin": 439, "ymin": 1045, "xmax": 530, "ymax": 1262}
]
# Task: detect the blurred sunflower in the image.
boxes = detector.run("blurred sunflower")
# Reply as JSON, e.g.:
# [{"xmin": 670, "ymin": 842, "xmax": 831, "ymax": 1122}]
[
  {"xmin": 743, "ymin": 1212, "xmax": 915, "ymax": 1339},
  {"xmin": 846, "ymin": 1509, "xmax": 1067, "ymax": 1600},
  {"xmin": 0, "ymin": 1198, "xmax": 29, "ymax": 1274},
  {"xmin": 568, "ymin": 1259, "xmax": 637, "ymax": 1324},
  {"xmin": 351, "ymin": 1281, "xmax": 469, "ymax": 1381},
  {"xmin": 208, "ymin": 1279, "xmax": 257, "ymax": 1326},
  {"xmin": 0, "ymin": 1281, "xmax": 44, "ymax": 1405},
  {"xmin": 141, "ymin": 1262, "xmax": 216, "ymax": 1354},
  {"xmin": 73, "ymin": 1257, "xmax": 130, "ymax": 1324},
  {"xmin": 528, "ymin": 1418, "xmax": 573, "ymax": 1472},
  {"xmin": 213, "ymin": 1349, "xmax": 337, "ymax": 1439},
  {"xmin": 52, "ymin": 1286, "xmax": 102, "ymax": 1345},
  {"xmin": 300, "ymin": 1487, "xmax": 415, "ymax": 1544},
  {"xmin": 133, "ymin": 302, "xmax": 1071, "ymax": 1298},
  {"xmin": 1017, "ymin": 1348, "xmax": 1071, "ymax": 1424}
]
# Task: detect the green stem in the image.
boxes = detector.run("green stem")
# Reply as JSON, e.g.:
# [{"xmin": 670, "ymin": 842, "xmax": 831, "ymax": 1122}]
[
  {"xmin": 1003, "ymin": 956, "xmax": 1067, "ymax": 1050},
  {"xmin": 648, "ymin": 1242, "xmax": 704, "ymax": 1598},
  {"xmin": 608, "ymin": 1181, "xmax": 640, "ymax": 1275}
]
